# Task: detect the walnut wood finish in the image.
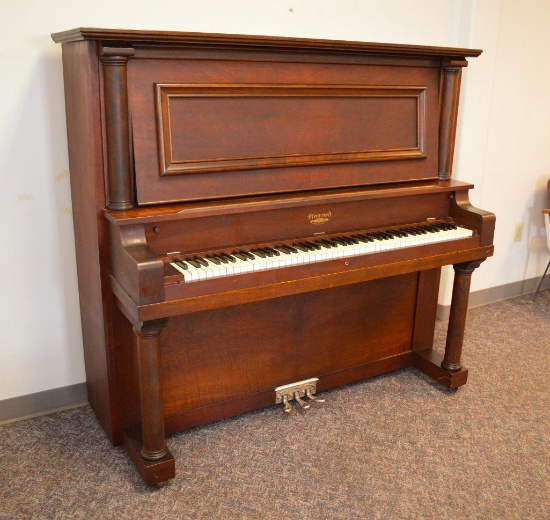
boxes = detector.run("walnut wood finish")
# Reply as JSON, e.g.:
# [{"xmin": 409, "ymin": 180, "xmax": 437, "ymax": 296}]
[
  {"xmin": 58, "ymin": 40, "xmax": 120, "ymax": 443},
  {"xmin": 442, "ymin": 260, "xmax": 483, "ymax": 370},
  {"xmin": 53, "ymin": 28, "xmax": 494, "ymax": 485},
  {"xmin": 438, "ymin": 59, "xmax": 468, "ymax": 180},
  {"xmin": 51, "ymin": 27, "xmax": 482, "ymax": 58},
  {"xmin": 133, "ymin": 319, "xmax": 169, "ymax": 461},
  {"xmin": 100, "ymin": 48, "xmax": 135, "ymax": 210}
]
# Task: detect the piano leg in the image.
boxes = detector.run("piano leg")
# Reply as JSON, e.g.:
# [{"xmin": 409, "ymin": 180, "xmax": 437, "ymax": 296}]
[
  {"xmin": 442, "ymin": 261, "xmax": 483, "ymax": 370},
  {"xmin": 413, "ymin": 260, "xmax": 483, "ymax": 390},
  {"xmin": 122, "ymin": 318, "xmax": 175, "ymax": 485}
]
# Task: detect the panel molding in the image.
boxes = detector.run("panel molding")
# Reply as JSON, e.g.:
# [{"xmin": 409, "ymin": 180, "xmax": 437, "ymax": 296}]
[{"xmin": 155, "ymin": 83, "xmax": 427, "ymax": 176}]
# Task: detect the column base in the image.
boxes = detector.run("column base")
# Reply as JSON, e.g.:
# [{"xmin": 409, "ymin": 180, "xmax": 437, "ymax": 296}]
[
  {"xmin": 412, "ymin": 348, "xmax": 468, "ymax": 390},
  {"xmin": 122, "ymin": 428, "xmax": 175, "ymax": 486}
]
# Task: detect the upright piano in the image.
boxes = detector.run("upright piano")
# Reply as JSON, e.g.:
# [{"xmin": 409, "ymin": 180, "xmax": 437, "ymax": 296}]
[{"xmin": 52, "ymin": 28, "xmax": 495, "ymax": 485}]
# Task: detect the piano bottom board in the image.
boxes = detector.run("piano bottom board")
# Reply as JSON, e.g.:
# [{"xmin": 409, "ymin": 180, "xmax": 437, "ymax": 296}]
[{"xmin": 113, "ymin": 271, "xmax": 437, "ymax": 436}]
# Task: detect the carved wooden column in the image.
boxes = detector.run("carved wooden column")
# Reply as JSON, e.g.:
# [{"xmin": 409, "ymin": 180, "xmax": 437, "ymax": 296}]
[
  {"xmin": 438, "ymin": 58, "xmax": 468, "ymax": 181},
  {"xmin": 442, "ymin": 260, "xmax": 483, "ymax": 370},
  {"xmin": 134, "ymin": 318, "xmax": 169, "ymax": 461},
  {"xmin": 100, "ymin": 47, "xmax": 135, "ymax": 210}
]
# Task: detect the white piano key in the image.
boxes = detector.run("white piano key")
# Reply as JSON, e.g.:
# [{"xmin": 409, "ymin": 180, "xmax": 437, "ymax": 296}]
[{"xmin": 170, "ymin": 222, "xmax": 474, "ymax": 283}]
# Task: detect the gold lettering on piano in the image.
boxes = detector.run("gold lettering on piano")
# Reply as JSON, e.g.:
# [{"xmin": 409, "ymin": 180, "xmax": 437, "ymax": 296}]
[{"xmin": 308, "ymin": 212, "xmax": 332, "ymax": 225}]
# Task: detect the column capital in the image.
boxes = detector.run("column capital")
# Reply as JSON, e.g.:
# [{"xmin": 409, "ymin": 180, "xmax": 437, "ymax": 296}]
[
  {"xmin": 453, "ymin": 259, "xmax": 484, "ymax": 276},
  {"xmin": 134, "ymin": 318, "xmax": 169, "ymax": 338}
]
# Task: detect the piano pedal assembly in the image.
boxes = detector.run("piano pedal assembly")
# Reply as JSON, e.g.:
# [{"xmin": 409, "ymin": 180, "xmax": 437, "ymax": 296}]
[{"xmin": 275, "ymin": 378, "xmax": 325, "ymax": 413}]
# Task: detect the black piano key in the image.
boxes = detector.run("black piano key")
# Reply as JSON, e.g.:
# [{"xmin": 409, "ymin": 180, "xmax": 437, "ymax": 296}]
[
  {"xmin": 221, "ymin": 253, "xmax": 237, "ymax": 263},
  {"xmin": 384, "ymin": 230, "xmax": 402, "ymax": 238},
  {"xmin": 354, "ymin": 234, "xmax": 374, "ymax": 242},
  {"xmin": 331, "ymin": 237, "xmax": 347, "ymax": 245},
  {"xmin": 351, "ymin": 234, "xmax": 370, "ymax": 243},
  {"xmin": 370, "ymin": 232, "xmax": 387, "ymax": 240},
  {"xmin": 275, "ymin": 246, "xmax": 291, "ymax": 255},
  {"xmin": 401, "ymin": 227, "xmax": 421, "ymax": 235},
  {"xmin": 304, "ymin": 241, "xmax": 321, "ymax": 249},
  {"xmin": 232, "ymin": 251, "xmax": 249, "ymax": 261},
  {"xmin": 171, "ymin": 219, "xmax": 465, "ymax": 279},
  {"xmin": 314, "ymin": 240, "xmax": 331, "ymax": 249},
  {"xmin": 416, "ymin": 225, "xmax": 436, "ymax": 233},
  {"xmin": 194, "ymin": 256, "xmax": 209, "ymax": 266},
  {"xmin": 335, "ymin": 237, "xmax": 354, "ymax": 246},
  {"xmin": 174, "ymin": 260, "xmax": 189, "ymax": 270},
  {"xmin": 186, "ymin": 258, "xmax": 202, "ymax": 268},
  {"xmin": 240, "ymin": 250, "xmax": 256, "ymax": 260},
  {"xmin": 316, "ymin": 240, "xmax": 332, "ymax": 248}
]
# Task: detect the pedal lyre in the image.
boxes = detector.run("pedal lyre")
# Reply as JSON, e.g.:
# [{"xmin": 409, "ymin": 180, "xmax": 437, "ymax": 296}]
[{"xmin": 275, "ymin": 378, "xmax": 324, "ymax": 413}]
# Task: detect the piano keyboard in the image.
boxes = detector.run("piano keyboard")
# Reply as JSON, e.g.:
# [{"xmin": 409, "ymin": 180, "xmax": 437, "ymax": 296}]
[{"xmin": 170, "ymin": 222, "xmax": 473, "ymax": 282}]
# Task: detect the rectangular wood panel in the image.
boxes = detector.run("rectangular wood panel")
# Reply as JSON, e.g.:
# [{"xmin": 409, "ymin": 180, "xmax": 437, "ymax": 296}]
[
  {"xmin": 160, "ymin": 274, "xmax": 418, "ymax": 416},
  {"xmin": 129, "ymin": 58, "xmax": 440, "ymax": 204},
  {"xmin": 156, "ymin": 84, "xmax": 426, "ymax": 175}
]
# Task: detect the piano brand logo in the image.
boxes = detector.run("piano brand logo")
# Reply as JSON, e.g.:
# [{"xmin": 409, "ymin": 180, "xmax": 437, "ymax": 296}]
[{"xmin": 308, "ymin": 212, "xmax": 332, "ymax": 225}]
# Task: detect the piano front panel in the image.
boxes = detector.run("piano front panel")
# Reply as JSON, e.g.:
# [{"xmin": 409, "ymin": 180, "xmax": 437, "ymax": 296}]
[
  {"xmin": 129, "ymin": 54, "xmax": 441, "ymax": 204},
  {"xmin": 158, "ymin": 273, "xmax": 418, "ymax": 422}
]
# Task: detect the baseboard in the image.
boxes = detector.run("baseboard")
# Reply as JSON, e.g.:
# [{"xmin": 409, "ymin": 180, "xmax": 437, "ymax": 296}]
[
  {"xmin": 437, "ymin": 275, "xmax": 550, "ymax": 321},
  {"xmin": 0, "ymin": 383, "xmax": 88, "ymax": 425}
]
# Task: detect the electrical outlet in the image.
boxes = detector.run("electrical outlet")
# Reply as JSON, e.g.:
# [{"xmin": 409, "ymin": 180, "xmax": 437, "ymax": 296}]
[{"xmin": 514, "ymin": 222, "xmax": 524, "ymax": 242}]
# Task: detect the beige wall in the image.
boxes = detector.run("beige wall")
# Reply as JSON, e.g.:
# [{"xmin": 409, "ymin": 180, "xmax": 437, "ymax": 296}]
[{"xmin": 1, "ymin": 0, "xmax": 549, "ymax": 400}]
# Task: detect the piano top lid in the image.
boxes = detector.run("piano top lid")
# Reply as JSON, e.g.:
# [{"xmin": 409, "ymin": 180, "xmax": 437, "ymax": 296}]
[{"xmin": 51, "ymin": 27, "xmax": 482, "ymax": 59}]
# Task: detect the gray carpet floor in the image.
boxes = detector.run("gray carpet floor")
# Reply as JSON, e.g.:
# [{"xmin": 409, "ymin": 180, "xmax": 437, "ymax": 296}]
[{"xmin": 1, "ymin": 291, "xmax": 549, "ymax": 519}]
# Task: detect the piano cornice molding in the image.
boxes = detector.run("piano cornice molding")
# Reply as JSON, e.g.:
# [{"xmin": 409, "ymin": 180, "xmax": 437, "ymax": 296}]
[{"xmin": 51, "ymin": 27, "xmax": 482, "ymax": 59}]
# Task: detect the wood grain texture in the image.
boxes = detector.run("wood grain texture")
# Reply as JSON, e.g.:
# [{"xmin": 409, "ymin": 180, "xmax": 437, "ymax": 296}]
[
  {"xmin": 438, "ymin": 60, "xmax": 467, "ymax": 180},
  {"xmin": 60, "ymin": 40, "xmax": 120, "ymax": 444},
  {"xmin": 442, "ymin": 260, "xmax": 483, "ymax": 370},
  {"xmin": 51, "ymin": 27, "xmax": 482, "ymax": 58},
  {"xmin": 100, "ymin": 49, "xmax": 135, "ymax": 210},
  {"xmin": 130, "ymin": 57, "xmax": 440, "ymax": 204},
  {"xmin": 160, "ymin": 275, "xmax": 417, "ymax": 417},
  {"xmin": 155, "ymin": 84, "xmax": 426, "ymax": 176},
  {"xmin": 53, "ymin": 29, "xmax": 493, "ymax": 485}
]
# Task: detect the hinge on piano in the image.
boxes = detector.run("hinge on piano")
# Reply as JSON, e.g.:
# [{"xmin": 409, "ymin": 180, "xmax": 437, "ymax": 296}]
[{"xmin": 275, "ymin": 378, "xmax": 325, "ymax": 413}]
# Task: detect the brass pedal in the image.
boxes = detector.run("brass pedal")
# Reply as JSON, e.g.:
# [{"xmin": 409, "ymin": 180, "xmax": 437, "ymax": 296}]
[{"xmin": 275, "ymin": 378, "xmax": 324, "ymax": 413}]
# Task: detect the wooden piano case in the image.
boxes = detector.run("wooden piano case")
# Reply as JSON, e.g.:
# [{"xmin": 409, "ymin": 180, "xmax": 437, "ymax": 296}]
[{"xmin": 52, "ymin": 28, "xmax": 495, "ymax": 485}]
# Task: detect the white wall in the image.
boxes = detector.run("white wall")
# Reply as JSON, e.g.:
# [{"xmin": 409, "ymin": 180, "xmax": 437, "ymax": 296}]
[
  {"xmin": 441, "ymin": 0, "xmax": 550, "ymax": 302},
  {"xmin": 1, "ymin": 0, "xmax": 549, "ymax": 401}
]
